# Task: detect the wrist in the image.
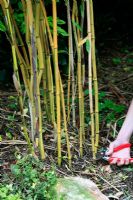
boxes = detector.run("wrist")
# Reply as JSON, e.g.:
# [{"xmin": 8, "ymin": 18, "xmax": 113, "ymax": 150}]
[{"xmin": 115, "ymin": 136, "xmax": 130, "ymax": 144}]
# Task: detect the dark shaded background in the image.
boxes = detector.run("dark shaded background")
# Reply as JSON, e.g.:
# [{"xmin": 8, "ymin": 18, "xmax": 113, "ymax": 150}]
[{"xmin": 0, "ymin": 0, "xmax": 133, "ymax": 85}]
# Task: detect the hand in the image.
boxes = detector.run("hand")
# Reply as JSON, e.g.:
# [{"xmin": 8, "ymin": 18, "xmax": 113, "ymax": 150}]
[{"xmin": 106, "ymin": 139, "xmax": 131, "ymax": 166}]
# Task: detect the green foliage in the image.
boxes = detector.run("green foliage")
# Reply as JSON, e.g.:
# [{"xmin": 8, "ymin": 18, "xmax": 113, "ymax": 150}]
[
  {"xmin": 0, "ymin": 185, "xmax": 22, "ymax": 200},
  {"xmin": 86, "ymin": 40, "xmax": 90, "ymax": 53},
  {"xmin": 99, "ymin": 92, "xmax": 126, "ymax": 125},
  {"xmin": 12, "ymin": 1, "xmax": 26, "ymax": 34},
  {"xmin": 14, "ymin": 12, "xmax": 25, "ymax": 34},
  {"xmin": 7, "ymin": 96, "xmax": 18, "ymax": 110},
  {"xmin": 47, "ymin": 16, "xmax": 68, "ymax": 36},
  {"xmin": 1, "ymin": 155, "xmax": 57, "ymax": 200},
  {"xmin": 82, "ymin": 91, "xmax": 126, "ymax": 128},
  {"xmin": 0, "ymin": 1, "xmax": 25, "ymax": 34},
  {"xmin": 80, "ymin": 1, "xmax": 85, "ymax": 18},
  {"xmin": 112, "ymin": 57, "xmax": 121, "ymax": 65},
  {"xmin": 72, "ymin": 20, "xmax": 82, "ymax": 31},
  {"xmin": 126, "ymin": 58, "xmax": 133, "ymax": 64},
  {"xmin": 0, "ymin": 21, "xmax": 6, "ymax": 32}
]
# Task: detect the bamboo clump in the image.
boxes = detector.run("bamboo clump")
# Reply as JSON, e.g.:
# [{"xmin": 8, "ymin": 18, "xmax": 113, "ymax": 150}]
[{"xmin": 0, "ymin": 0, "xmax": 99, "ymax": 165}]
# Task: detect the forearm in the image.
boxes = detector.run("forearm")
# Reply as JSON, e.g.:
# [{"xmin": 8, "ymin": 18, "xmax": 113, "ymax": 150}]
[{"xmin": 117, "ymin": 99, "xmax": 133, "ymax": 142}]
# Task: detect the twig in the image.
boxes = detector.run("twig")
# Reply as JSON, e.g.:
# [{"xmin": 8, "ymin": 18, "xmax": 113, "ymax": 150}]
[
  {"xmin": 0, "ymin": 140, "xmax": 27, "ymax": 145},
  {"xmin": 96, "ymin": 174, "xmax": 120, "ymax": 192},
  {"xmin": 0, "ymin": 115, "xmax": 18, "ymax": 122}
]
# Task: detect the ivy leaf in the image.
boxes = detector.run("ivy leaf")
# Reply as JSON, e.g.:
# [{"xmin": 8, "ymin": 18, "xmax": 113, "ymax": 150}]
[
  {"xmin": 0, "ymin": 21, "xmax": 6, "ymax": 32},
  {"xmin": 11, "ymin": 164, "xmax": 21, "ymax": 176}
]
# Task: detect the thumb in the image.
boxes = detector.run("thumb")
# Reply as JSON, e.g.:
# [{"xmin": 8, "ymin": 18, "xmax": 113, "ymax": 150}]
[{"xmin": 106, "ymin": 143, "xmax": 114, "ymax": 155}]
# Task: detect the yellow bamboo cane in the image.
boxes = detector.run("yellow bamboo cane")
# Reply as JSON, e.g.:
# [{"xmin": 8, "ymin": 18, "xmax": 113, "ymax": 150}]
[
  {"xmin": 72, "ymin": 0, "xmax": 84, "ymax": 156},
  {"xmin": 86, "ymin": 0, "xmax": 95, "ymax": 158},
  {"xmin": 25, "ymin": 0, "xmax": 45, "ymax": 158},
  {"xmin": 1, "ymin": 0, "xmax": 32, "ymax": 152},
  {"xmin": 66, "ymin": 0, "xmax": 76, "ymax": 127},
  {"xmin": 52, "ymin": 0, "xmax": 61, "ymax": 166},
  {"xmin": 43, "ymin": 29, "xmax": 55, "ymax": 124},
  {"xmin": 90, "ymin": 0, "xmax": 99, "ymax": 154}
]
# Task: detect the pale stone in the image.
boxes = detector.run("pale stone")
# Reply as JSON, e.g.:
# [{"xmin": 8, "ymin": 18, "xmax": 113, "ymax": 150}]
[{"xmin": 55, "ymin": 176, "xmax": 109, "ymax": 200}]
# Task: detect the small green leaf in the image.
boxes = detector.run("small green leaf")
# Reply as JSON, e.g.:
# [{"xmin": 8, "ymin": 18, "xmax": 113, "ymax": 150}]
[
  {"xmin": 112, "ymin": 57, "xmax": 121, "ymax": 65},
  {"xmin": 72, "ymin": 20, "xmax": 81, "ymax": 31},
  {"xmin": 123, "ymin": 167, "xmax": 133, "ymax": 172},
  {"xmin": 7, "ymin": 115, "xmax": 15, "ymax": 121},
  {"xmin": 86, "ymin": 40, "xmax": 90, "ymax": 53},
  {"xmin": 57, "ymin": 26, "xmax": 68, "ymax": 36},
  {"xmin": 58, "ymin": 50, "xmax": 68, "ymax": 54},
  {"xmin": 57, "ymin": 18, "xmax": 66, "ymax": 25},
  {"xmin": 0, "ymin": 21, "xmax": 6, "ymax": 32},
  {"xmin": 84, "ymin": 89, "xmax": 89, "ymax": 96},
  {"xmin": 11, "ymin": 164, "xmax": 21, "ymax": 176},
  {"xmin": 6, "ymin": 132, "xmax": 13, "ymax": 140},
  {"xmin": 18, "ymin": 2, "xmax": 23, "ymax": 10},
  {"xmin": 99, "ymin": 92, "xmax": 106, "ymax": 100},
  {"xmin": 80, "ymin": 2, "xmax": 85, "ymax": 18}
]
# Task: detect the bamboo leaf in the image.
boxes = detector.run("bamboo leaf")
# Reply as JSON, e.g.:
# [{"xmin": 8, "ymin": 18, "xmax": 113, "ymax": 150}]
[
  {"xmin": 58, "ymin": 50, "xmax": 68, "ymax": 54},
  {"xmin": 86, "ymin": 39, "xmax": 90, "ymax": 53},
  {"xmin": 72, "ymin": 20, "xmax": 81, "ymax": 31},
  {"xmin": 57, "ymin": 18, "xmax": 66, "ymax": 25},
  {"xmin": 47, "ymin": 16, "xmax": 66, "ymax": 25},
  {"xmin": 47, "ymin": 16, "xmax": 68, "ymax": 36},
  {"xmin": 18, "ymin": 2, "xmax": 23, "ymax": 10},
  {"xmin": 80, "ymin": 1, "xmax": 84, "ymax": 17},
  {"xmin": 57, "ymin": 26, "xmax": 68, "ymax": 36}
]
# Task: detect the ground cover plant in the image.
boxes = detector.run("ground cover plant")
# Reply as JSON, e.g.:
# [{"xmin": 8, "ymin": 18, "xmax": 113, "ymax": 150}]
[{"xmin": 0, "ymin": 155, "xmax": 57, "ymax": 200}]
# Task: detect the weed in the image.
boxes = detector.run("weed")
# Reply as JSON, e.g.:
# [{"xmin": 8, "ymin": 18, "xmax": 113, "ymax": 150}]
[
  {"xmin": 112, "ymin": 57, "xmax": 121, "ymax": 65},
  {"xmin": 99, "ymin": 92, "xmax": 126, "ymax": 126}
]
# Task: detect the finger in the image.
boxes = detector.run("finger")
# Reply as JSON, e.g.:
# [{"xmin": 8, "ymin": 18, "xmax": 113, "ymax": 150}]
[
  {"xmin": 130, "ymin": 159, "xmax": 133, "ymax": 163},
  {"xmin": 117, "ymin": 158, "xmax": 125, "ymax": 166},
  {"xmin": 106, "ymin": 143, "xmax": 114, "ymax": 156},
  {"xmin": 109, "ymin": 157, "xmax": 117, "ymax": 164},
  {"xmin": 125, "ymin": 159, "xmax": 129, "ymax": 165}
]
